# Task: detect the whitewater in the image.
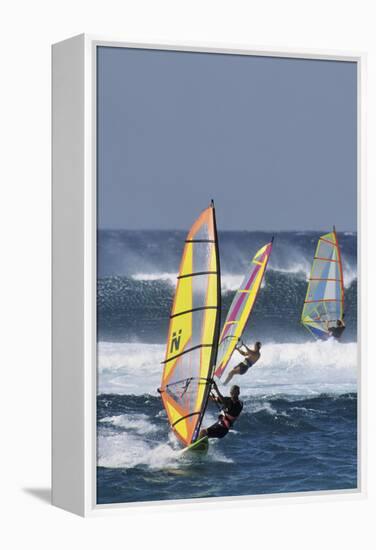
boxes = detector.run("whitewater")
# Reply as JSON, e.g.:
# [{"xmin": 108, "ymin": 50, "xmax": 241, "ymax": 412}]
[{"xmin": 97, "ymin": 340, "xmax": 357, "ymax": 397}]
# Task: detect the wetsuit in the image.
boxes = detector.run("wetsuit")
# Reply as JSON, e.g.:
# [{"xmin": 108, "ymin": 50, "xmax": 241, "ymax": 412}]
[
  {"xmin": 329, "ymin": 325, "xmax": 346, "ymax": 339},
  {"xmin": 206, "ymin": 397, "xmax": 243, "ymax": 439}
]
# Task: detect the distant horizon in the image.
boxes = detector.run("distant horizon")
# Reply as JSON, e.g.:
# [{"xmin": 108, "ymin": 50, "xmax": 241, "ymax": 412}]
[{"xmin": 98, "ymin": 227, "xmax": 357, "ymax": 233}]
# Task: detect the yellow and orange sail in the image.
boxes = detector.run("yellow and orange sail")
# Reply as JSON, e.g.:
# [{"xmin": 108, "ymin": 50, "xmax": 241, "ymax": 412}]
[{"xmin": 160, "ymin": 202, "xmax": 221, "ymax": 446}]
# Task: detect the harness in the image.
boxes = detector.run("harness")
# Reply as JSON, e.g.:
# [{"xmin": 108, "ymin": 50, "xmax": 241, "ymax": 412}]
[
  {"xmin": 220, "ymin": 412, "xmax": 238, "ymax": 429},
  {"xmin": 219, "ymin": 401, "xmax": 243, "ymax": 429}
]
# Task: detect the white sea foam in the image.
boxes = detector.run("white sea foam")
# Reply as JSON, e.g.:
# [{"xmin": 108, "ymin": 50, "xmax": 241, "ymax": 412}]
[
  {"xmin": 100, "ymin": 413, "xmax": 159, "ymax": 434},
  {"xmin": 97, "ymin": 419, "xmax": 233, "ymax": 469},
  {"xmin": 269, "ymin": 260, "xmax": 310, "ymax": 277},
  {"xmin": 98, "ymin": 339, "xmax": 358, "ymax": 397},
  {"xmin": 249, "ymin": 401, "xmax": 278, "ymax": 415},
  {"xmin": 97, "ymin": 431, "xmax": 180, "ymax": 469},
  {"xmin": 220, "ymin": 274, "xmax": 243, "ymax": 292}
]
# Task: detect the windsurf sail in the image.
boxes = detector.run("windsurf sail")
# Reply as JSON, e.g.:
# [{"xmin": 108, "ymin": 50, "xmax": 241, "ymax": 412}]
[
  {"xmin": 159, "ymin": 202, "xmax": 221, "ymax": 446},
  {"xmin": 301, "ymin": 228, "xmax": 345, "ymax": 339},
  {"xmin": 214, "ymin": 240, "xmax": 273, "ymax": 379}
]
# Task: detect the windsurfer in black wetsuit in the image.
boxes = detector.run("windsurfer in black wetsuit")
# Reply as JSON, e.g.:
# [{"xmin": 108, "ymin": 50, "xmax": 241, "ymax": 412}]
[
  {"xmin": 223, "ymin": 341, "xmax": 262, "ymax": 386},
  {"xmin": 328, "ymin": 319, "xmax": 346, "ymax": 340},
  {"xmin": 199, "ymin": 382, "xmax": 243, "ymax": 440}
]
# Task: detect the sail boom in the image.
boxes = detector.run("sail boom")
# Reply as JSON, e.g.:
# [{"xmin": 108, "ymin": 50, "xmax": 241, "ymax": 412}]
[{"xmin": 172, "ymin": 412, "xmax": 200, "ymax": 427}]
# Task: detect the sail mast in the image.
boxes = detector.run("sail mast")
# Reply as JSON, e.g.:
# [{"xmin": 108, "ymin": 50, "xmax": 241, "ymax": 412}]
[
  {"xmin": 333, "ymin": 226, "xmax": 345, "ymax": 320},
  {"xmin": 194, "ymin": 200, "xmax": 221, "ymax": 440}
]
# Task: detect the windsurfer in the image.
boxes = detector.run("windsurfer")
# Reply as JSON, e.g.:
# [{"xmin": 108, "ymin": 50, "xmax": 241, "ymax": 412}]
[
  {"xmin": 199, "ymin": 382, "xmax": 243, "ymax": 439},
  {"xmin": 222, "ymin": 341, "xmax": 261, "ymax": 385},
  {"xmin": 328, "ymin": 319, "xmax": 346, "ymax": 339}
]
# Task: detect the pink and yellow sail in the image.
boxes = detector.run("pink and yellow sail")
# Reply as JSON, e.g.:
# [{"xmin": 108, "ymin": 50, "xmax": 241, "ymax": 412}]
[{"xmin": 214, "ymin": 239, "xmax": 273, "ymax": 379}]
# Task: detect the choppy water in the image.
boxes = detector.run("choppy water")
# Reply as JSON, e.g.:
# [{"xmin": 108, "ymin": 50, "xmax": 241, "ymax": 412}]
[{"xmin": 96, "ymin": 230, "xmax": 358, "ymax": 504}]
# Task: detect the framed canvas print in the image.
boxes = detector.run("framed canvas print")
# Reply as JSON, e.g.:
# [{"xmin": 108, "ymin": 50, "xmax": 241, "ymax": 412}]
[{"xmin": 52, "ymin": 35, "xmax": 365, "ymax": 516}]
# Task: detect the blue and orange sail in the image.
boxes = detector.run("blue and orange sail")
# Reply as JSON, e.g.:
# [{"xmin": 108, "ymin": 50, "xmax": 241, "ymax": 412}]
[{"xmin": 301, "ymin": 228, "xmax": 345, "ymax": 339}]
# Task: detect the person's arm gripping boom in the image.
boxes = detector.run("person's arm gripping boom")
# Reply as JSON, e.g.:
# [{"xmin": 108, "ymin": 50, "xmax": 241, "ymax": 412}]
[
  {"xmin": 212, "ymin": 381, "xmax": 225, "ymax": 405},
  {"xmin": 243, "ymin": 343, "xmax": 260, "ymax": 362},
  {"xmin": 237, "ymin": 347, "xmax": 248, "ymax": 357}
]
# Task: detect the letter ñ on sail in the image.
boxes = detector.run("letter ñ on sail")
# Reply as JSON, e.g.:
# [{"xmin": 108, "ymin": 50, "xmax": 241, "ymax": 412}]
[
  {"xmin": 301, "ymin": 228, "xmax": 345, "ymax": 339},
  {"xmin": 159, "ymin": 202, "xmax": 221, "ymax": 447},
  {"xmin": 214, "ymin": 240, "xmax": 273, "ymax": 379}
]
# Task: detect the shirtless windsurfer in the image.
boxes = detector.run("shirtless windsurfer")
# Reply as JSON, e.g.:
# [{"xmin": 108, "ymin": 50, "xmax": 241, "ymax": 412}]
[{"xmin": 223, "ymin": 341, "xmax": 261, "ymax": 385}]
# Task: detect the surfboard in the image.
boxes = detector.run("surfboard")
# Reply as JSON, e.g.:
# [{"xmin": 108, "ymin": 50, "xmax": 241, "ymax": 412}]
[{"xmin": 180, "ymin": 436, "xmax": 209, "ymax": 455}]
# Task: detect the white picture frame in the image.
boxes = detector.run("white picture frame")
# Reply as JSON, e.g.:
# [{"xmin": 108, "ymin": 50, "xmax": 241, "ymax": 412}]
[{"xmin": 52, "ymin": 34, "xmax": 366, "ymax": 517}]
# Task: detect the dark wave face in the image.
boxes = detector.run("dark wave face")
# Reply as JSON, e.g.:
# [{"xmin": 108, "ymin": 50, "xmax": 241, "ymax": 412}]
[
  {"xmin": 98, "ymin": 229, "xmax": 357, "ymax": 279},
  {"xmin": 97, "ymin": 230, "xmax": 357, "ymax": 343},
  {"xmin": 97, "ymin": 272, "xmax": 357, "ymax": 343},
  {"xmin": 97, "ymin": 392, "xmax": 357, "ymax": 504}
]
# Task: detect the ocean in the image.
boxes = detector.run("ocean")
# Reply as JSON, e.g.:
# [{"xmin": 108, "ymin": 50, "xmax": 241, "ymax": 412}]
[{"xmin": 96, "ymin": 230, "xmax": 358, "ymax": 504}]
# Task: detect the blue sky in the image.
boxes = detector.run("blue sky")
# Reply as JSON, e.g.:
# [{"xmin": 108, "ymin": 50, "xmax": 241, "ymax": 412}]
[{"xmin": 97, "ymin": 47, "xmax": 357, "ymax": 231}]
